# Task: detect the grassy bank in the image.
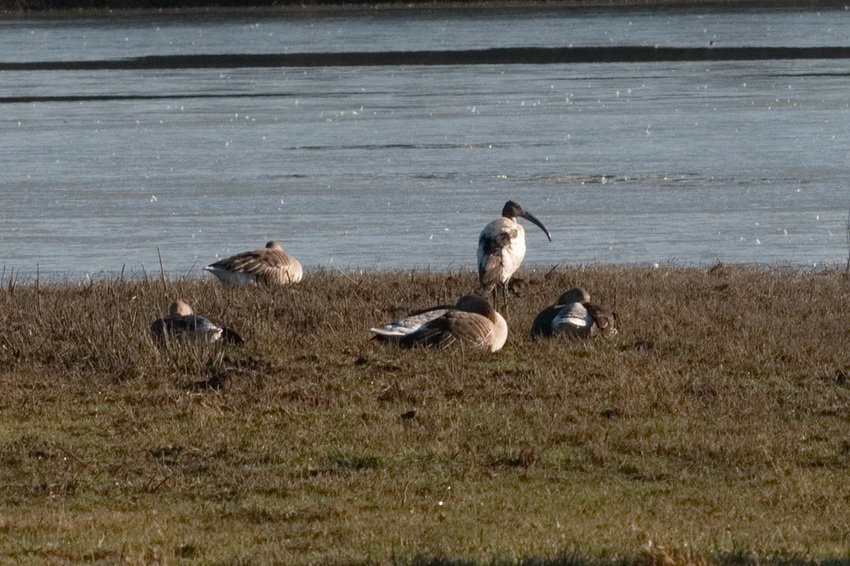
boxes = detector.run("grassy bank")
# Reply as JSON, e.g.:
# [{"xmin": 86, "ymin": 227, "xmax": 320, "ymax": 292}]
[{"xmin": 1, "ymin": 265, "xmax": 850, "ymax": 564}]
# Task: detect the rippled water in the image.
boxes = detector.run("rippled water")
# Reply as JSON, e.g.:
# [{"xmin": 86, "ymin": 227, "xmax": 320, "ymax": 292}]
[{"xmin": 1, "ymin": 8, "xmax": 849, "ymax": 279}]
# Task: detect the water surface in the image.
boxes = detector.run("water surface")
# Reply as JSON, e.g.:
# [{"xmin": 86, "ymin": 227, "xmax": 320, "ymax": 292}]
[{"xmin": 1, "ymin": 8, "xmax": 849, "ymax": 279}]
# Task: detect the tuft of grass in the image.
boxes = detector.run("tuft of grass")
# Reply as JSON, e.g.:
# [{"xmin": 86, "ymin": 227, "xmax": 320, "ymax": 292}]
[
  {"xmin": 330, "ymin": 452, "xmax": 382, "ymax": 471},
  {"xmin": 1, "ymin": 265, "xmax": 850, "ymax": 564}
]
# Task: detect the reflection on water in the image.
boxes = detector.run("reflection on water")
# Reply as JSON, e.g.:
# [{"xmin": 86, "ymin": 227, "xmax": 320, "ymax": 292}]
[{"xmin": 1, "ymin": 9, "xmax": 849, "ymax": 279}]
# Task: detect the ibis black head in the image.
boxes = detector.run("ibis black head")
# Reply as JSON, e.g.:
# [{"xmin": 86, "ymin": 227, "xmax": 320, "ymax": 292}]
[
  {"xmin": 501, "ymin": 201, "xmax": 552, "ymax": 242},
  {"xmin": 501, "ymin": 201, "xmax": 524, "ymax": 218}
]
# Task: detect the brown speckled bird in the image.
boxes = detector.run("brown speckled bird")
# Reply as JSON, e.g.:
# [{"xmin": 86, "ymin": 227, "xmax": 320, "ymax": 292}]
[
  {"xmin": 205, "ymin": 241, "xmax": 302, "ymax": 285},
  {"xmin": 372, "ymin": 294, "xmax": 508, "ymax": 353},
  {"xmin": 150, "ymin": 300, "xmax": 243, "ymax": 345}
]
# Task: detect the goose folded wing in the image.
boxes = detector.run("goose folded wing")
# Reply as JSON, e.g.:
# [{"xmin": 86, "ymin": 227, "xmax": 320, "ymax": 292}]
[
  {"xmin": 531, "ymin": 305, "xmax": 561, "ymax": 337},
  {"xmin": 552, "ymin": 302, "xmax": 590, "ymax": 331},
  {"xmin": 371, "ymin": 306, "xmax": 452, "ymax": 338},
  {"xmin": 443, "ymin": 311, "xmax": 494, "ymax": 348},
  {"xmin": 216, "ymin": 249, "xmax": 283, "ymax": 278}
]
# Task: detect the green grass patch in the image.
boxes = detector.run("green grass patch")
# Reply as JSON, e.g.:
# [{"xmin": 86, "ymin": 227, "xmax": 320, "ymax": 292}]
[{"xmin": 1, "ymin": 265, "xmax": 850, "ymax": 563}]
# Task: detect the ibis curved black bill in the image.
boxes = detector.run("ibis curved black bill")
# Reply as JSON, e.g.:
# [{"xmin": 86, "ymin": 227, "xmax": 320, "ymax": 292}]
[{"xmin": 520, "ymin": 210, "xmax": 552, "ymax": 242}]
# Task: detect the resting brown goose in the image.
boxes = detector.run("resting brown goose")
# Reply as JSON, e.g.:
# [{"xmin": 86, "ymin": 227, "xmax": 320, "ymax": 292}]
[
  {"xmin": 205, "ymin": 241, "xmax": 302, "ymax": 285},
  {"xmin": 531, "ymin": 287, "xmax": 618, "ymax": 339},
  {"xmin": 150, "ymin": 300, "xmax": 243, "ymax": 345},
  {"xmin": 372, "ymin": 294, "xmax": 508, "ymax": 353}
]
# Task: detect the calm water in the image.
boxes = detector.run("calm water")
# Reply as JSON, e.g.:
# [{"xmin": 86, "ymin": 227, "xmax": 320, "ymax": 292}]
[{"xmin": 2, "ymin": 8, "xmax": 850, "ymax": 279}]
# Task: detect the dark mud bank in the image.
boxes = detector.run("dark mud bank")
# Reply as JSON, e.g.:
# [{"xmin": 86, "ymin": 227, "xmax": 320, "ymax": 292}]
[{"xmin": 4, "ymin": 45, "xmax": 850, "ymax": 71}]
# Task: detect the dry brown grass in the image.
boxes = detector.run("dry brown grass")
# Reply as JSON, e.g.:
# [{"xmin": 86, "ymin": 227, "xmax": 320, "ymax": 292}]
[{"xmin": 1, "ymin": 264, "xmax": 850, "ymax": 565}]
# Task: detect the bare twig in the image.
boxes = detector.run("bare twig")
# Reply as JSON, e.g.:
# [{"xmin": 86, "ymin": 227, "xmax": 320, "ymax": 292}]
[
  {"xmin": 55, "ymin": 443, "xmax": 85, "ymax": 466},
  {"xmin": 184, "ymin": 260, "xmax": 198, "ymax": 280},
  {"xmin": 157, "ymin": 247, "xmax": 167, "ymax": 285},
  {"xmin": 845, "ymin": 209, "xmax": 850, "ymax": 273},
  {"xmin": 36, "ymin": 263, "xmax": 41, "ymax": 311}
]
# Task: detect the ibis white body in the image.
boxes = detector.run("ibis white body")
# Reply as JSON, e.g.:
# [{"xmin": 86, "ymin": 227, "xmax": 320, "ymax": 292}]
[
  {"xmin": 478, "ymin": 216, "xmax": 526, "ymax": 288},
  {"xmin": 477, "ymin": 201, "xmax": 551, "ymax": 297}
]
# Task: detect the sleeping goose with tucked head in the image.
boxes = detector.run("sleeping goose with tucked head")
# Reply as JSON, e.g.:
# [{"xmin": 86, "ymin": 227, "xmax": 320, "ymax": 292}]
[
  {"xmin": 531, "ymin": 287, "xmax": 618, "ymax": 339},
  {"xmin": 372, "ymin": 294, "xmax": 507, "ymax": 353},
  {"xmin": 370, "ymin": 301, "xmax": 457, "ymax": 341},
  {"xmin": 205, "ymin": 241, "xmax": 302, "ymax": 286},
  {"xmin": 150, "ymin": 300, "xmax": 243, "ymax": 345}
]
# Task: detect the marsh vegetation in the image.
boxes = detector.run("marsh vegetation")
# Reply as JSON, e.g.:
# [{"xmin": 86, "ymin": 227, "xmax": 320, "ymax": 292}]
[{"xmin": 1, "ymin": 265, "xmax": 849, "ymax": 564}]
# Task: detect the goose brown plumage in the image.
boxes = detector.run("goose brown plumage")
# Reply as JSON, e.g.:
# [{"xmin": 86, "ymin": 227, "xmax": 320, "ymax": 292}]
[
  {"xmin": 150, "ymin": 300, "xmax": 243, "ymax": 344},
  {"xmin": 205, "ymin": 241, "xmax": 302, "ymax": 285},
  {"xmin": 531, "ymin": 287, "xmax": 618, "ymax": 339},
  {"xmin": 373, "ymin": 294, "xmax": 508, "ymax": 353}
]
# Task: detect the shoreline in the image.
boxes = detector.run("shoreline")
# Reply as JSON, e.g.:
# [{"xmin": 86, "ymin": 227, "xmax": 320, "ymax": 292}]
[{"xmin": 4, "ymin": 262, "xmax": 849, "ymax": 288}]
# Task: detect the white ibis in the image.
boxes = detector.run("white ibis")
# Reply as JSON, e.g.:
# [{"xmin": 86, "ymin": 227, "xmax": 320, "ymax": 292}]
[
  {"xmin": 205, "ymin": 241, "xmax": 302, "ymax": 285},
  {"xmin": 531, "ymin": 287, "xmax": 618, "ymax": 339},
  {"xmin": 371, "ymin": 294, "xmax": 508, "ymax": 353},
  {"xmin": 477, "ymin": 201, "xmax": 551, "ymax": 305},
  {"xmin": 150, "ymin": 300, "xmax": 243, "ymax": 344}
]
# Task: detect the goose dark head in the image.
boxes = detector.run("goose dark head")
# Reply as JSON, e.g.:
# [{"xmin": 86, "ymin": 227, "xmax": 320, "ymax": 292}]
[
  {"xmin": 501, "ymin": 201, "xmax": 552, "ymax": 242},
  {"xmin": 557, "ymin": 287, "xmax": 590, "ymax": 306},
  {"xmin": 455, "ymin": 293, "xmax": 497, "ymax": 319}
]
